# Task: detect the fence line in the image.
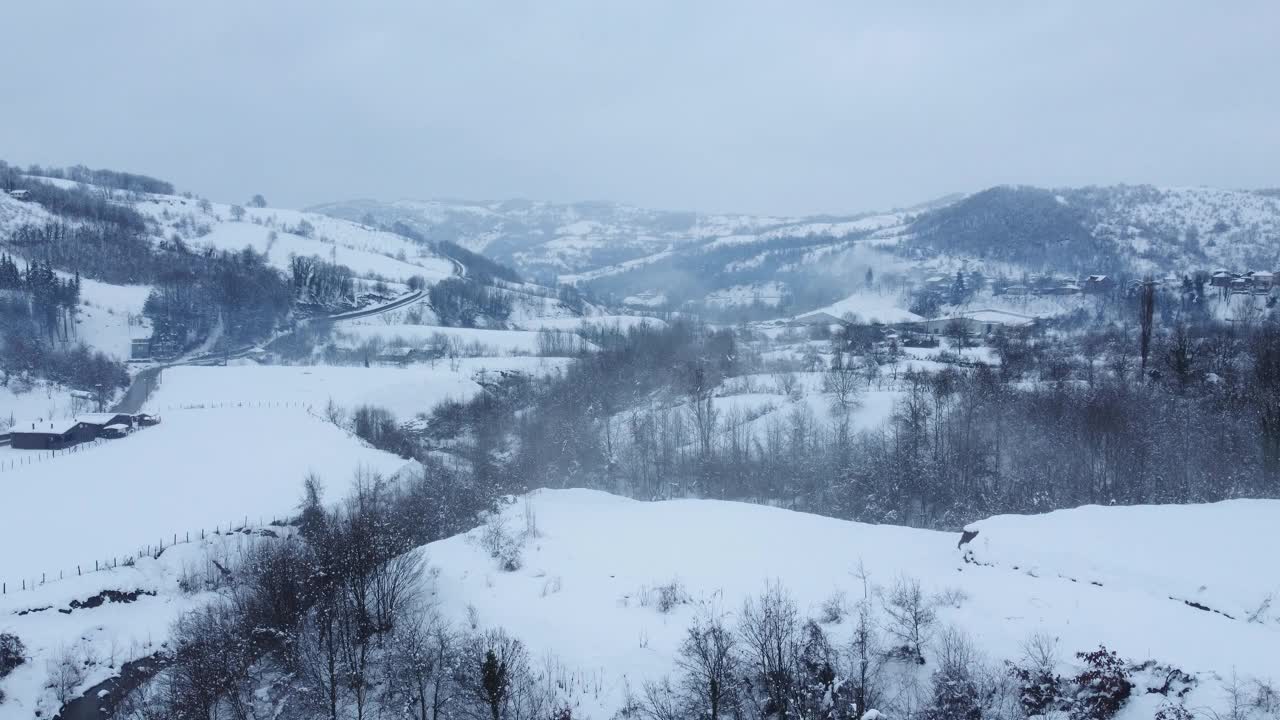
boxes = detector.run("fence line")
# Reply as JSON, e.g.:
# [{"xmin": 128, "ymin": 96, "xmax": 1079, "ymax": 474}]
[{"xmin": 1, "ymin": 514, "xmax": 293, "ymax": 597}]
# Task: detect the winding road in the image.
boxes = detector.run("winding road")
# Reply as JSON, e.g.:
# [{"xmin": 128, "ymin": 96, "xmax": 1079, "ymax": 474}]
[{"xmin": 109, "ymin": 290, "xmax": 431, "ymax": 413}]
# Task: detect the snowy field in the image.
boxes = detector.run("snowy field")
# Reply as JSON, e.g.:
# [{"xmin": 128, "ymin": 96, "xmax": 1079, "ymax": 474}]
[
  {"xmin": 425, "ymin": 490, "xmax": 1280, "ymax": 719},
  {"xmin": 0, "ymin": 407, "xmax": 405, "ymax": 585},
  {"xmin": 145, "ymin": 358, "xmax": 573, "ymax": 420}
]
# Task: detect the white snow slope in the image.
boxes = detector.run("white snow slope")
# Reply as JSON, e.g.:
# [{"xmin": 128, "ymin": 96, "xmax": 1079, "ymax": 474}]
[
  {"xmin": 0, "ymin": 407, "xmax": 405, "ymax": 585},
  {"xmin": 424, "ymin": 490, "xmax": 1280, "ymax": 719}
]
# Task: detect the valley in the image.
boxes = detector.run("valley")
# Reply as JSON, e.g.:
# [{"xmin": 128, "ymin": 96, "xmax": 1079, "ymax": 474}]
[{"xmin": 2, "ymin": 166, "xmax": 1279, "ymax": 720}]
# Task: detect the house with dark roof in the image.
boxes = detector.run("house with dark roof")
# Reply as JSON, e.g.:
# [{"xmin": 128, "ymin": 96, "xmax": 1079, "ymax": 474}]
[
  {"xmin": 10, "ymin": 419, "xmax": 95, "ymax": 450},
  {"xmin": 76, "ymin": 413, "xmax": 135, "ymax": 432},
  {"xmin": 1083, "ymin": 275, "xmax": 1115, "ymax": 293}
]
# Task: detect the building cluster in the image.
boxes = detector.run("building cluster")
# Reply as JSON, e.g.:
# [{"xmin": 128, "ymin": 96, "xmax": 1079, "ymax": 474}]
[
  {"xmin": 6, "ymin": 412, "xmax": 160, "ymax": 451},
  {"xmin": 992, "ymin": 274, "xmax": 1115, "ymax": 297},
  {"xmin": 1209, "ymin": 269, "xmax": 1277, "ymax": 295}
]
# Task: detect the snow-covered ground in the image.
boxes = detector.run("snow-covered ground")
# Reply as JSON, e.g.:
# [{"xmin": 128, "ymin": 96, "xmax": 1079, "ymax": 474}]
[
  {"xmin": 145, "ymin": 359, "xmax": 573, "ymax": 420},
  {"xmin": 424, "ymin": 489, "xmax": 1280, "ymax": 719},
  {"xmin": 964, "ymin": 500, "xmax": 1280, "ymax": 625},
  {"xmin": 0, "ymin": 407, "xmax": 405, "ymax": 585}
]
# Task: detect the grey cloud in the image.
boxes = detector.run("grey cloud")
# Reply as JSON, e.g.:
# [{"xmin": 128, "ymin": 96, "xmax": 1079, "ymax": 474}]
[{"xmin": 1, "ymin": 1, "xmax": 1276, "ymax": 215}]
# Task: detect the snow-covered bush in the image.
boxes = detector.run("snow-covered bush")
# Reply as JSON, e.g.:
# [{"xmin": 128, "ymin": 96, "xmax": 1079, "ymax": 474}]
[
  {"xmin": 479, "ymin": 513, "xmax": 525, "ymax": 572},
  {"xmin": 637, "ymin": 579, "xmax": 689, "ymax": 614},
  {"xmin": 1006, "ymin": 633, "xmax": 1065, "ymax": 718},
  {"xmin": 923, "ymin": 629, "xmax": 985, "ymax": 720},
  {"xmin": 1070, "ymin": 646, "xmax": 1133, "ymax": 720},
  {"xmin": 656, "ymin": 580, "xmax": 689, "ymax": 613},
  {"xmin": 0, "ymin": 632, "xmax": 24, "ymax": 679},
  {"xmin": 1154, "ymin": 701, "xmax": 1195, "ymax": 720},
  {"xmin": 819, "ymin": 590, "xmax": 848, "ymax": 624}
]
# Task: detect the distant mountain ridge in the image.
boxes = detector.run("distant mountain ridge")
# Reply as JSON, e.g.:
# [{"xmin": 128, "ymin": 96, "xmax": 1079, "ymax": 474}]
[{"xmin": 312, "ymin": 184, "xmax": 1280, "ymax": 316}]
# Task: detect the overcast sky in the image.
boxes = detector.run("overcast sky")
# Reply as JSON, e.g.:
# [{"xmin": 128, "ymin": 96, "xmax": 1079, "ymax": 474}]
[{"xmin": 1, "ymin": 1, "xmax": 1277, "ymax": 216}]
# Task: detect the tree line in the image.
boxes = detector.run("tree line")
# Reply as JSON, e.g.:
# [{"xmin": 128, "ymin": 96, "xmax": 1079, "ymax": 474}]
[
  {"xmin": 399, "ymin": 316, "xmax": 1280, "ymax": 531},
  {"xmin": 0, "ymin": 254, "xmax": 128, "ymax": 396},
  {"xmin": 2, "ymin": 159, "xmax": 175, "ymax": 195}
]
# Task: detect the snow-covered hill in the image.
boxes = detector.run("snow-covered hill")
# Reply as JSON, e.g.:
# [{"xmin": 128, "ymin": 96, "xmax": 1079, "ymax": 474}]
[
  {"xmin": 423, "ymin": 490, "xmax": 1279, "ymax": 719},
  {"xmin": 5, "ymin": 489, "xmax": 1275, "ymax": 720}
]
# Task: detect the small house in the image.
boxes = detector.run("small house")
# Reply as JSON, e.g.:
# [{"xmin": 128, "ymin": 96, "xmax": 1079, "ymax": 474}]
[
  {"xmin": 1210, "ymin": 271, "xmax": 1236, "ymax": 288},
  {"xmin": 1248, "ymin": 271, "xmax": 1275, "ymax": 291},
  {"xmin": 10, "ymin": 419, "xmax": 93, "ymax": 450},
  {"xmin": 377, "ymin": 347, "xmax": 418, "ymax": 365},
  {"xmin": 130, "ymin": 337, "xmax": 153, "ymax": 361},
  {"xmin": 5, "ymin": 189, "xmax": 30, "ymax": 201},
  {"xmin": 100, "ymin": 424, "xmax": 130, "ymax": 439},
  {"xmin": 1083, "ymin": 275, "xmax": 1115, "ymax": 294},
  {"xmin": 76, "ymin": 413, "xmax": 135, "ymax": 434}
]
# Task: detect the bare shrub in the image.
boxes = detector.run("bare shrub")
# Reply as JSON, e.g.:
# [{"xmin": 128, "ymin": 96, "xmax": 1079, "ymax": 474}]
[
  {"xmin": 47, "ymin": 644, "xmax": 87, "ymax": 705},
  {"xmin": 819, "ymin": 590, "xmax": 848, "ymax": 624},
  {"xmin": 934, "ymin": 586, "xmax": 970, "ymax": 609}
]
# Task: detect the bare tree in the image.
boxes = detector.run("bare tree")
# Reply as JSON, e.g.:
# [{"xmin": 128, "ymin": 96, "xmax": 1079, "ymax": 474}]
[
  {"xmin": 386, "ymin": 605, "xmax": 458, "ymax": 720},
  {"xmin": 849, "ymin": 563, "xmax": 886, "ymax": 719},
  {"xmin": 1139, "ymin": 277, "xmax": 1156, "ymax": 374},
  {"xmin": 945, "ymin": 318, "xmax": 971, "ymax": 350},
  {"xmin": 686, "ymin": 366, "xmax": 720, "ymax": 465},
  {"xmin": 823, "ymin": 353, "xmax": 862, "ymax": 416},
  {"xmin": 370, "ymin": 549, "xmax": 426, "ymax": 635},
  {"xmin": 675, "ymin": 614, "xmax": 741, "ymax": 720},
  {"xmin": 297, "ymin": 597, "xmax": 347, "ymax": 720},
  {"xmin": 47, "ymin": 644, "xmax": 87, "ymax": 705},
  {"xmin": 739, "ymin": 582, "xmax": 802, "ymax": 719},
  {"xmin": 882, "ymin": 576, "xmax": 936, "ymax": 664},
  {"xmin": 455, "ymin": 628, "xmax": 547, "ymax": 720}
]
